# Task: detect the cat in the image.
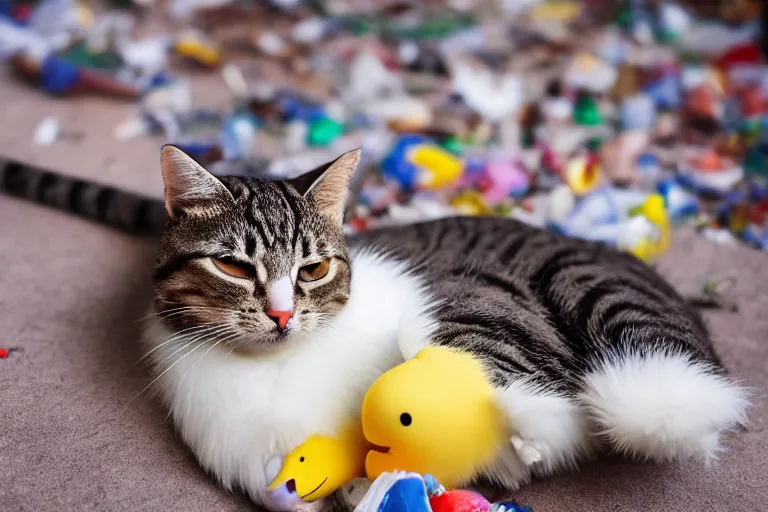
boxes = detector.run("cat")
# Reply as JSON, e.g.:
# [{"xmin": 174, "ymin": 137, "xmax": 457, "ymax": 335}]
[{"xmin": 1, "ymin": 147, "xmax": 749, "ymax": 510}]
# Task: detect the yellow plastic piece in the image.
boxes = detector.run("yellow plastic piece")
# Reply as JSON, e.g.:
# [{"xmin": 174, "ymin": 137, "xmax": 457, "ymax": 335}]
[
  {"xmin": 629, "ymin": 194, "xmax": 671, "ymax": 262},
  {"xmin": 267, "ymin": 424, "xmax": 368, "ymax": 502},
  {"xmin": 362, "ymin": 346, "xmax": 507, "ymax": 489},
  {"xmin": 565, "ymin": 155, "xmax": 602, "ymax": 195},
  {"xmin": 175, "ymin": 39, "xmax": 221, "ymax": 67},
  {"xmin": 450, "ymin": 191, "xmax": 492, "ymax": 216},
  {"xmin": 410, "ymin": 145, "xmax": 464, "ymax": 189},
  {"xmin": 530, "ymin": 0, "xmax": 583, "ymax": 22},
  {"xmin": 75, "ymin": 3, "xmax": 94, "ymax": 28}
]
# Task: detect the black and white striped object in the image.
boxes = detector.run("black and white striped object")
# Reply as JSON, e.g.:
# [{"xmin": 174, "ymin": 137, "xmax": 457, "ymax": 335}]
[{"xmin": 0, "ymin": 158, "xmax": 167, "ymax": 235}]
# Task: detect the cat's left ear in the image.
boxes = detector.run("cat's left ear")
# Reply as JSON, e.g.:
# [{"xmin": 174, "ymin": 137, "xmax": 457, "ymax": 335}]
[
  {"xmin": 160, "ymin": 145, "xmax": 235, "ymax": 220},
  {"xmin": 288, "ymin": 149, "xmax": 361, "ymax": 224}
]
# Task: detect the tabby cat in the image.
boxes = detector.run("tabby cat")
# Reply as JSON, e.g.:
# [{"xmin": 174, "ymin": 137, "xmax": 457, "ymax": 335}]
[{"xmin": 0, "ymin": 147, "xmax": 748, "ymax": 510}]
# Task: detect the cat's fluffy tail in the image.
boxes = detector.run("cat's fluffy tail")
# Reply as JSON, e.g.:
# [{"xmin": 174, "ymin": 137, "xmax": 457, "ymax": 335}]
[{"xmin": 580, "ymin": 350, "xmax": 749, "ymax": 462}]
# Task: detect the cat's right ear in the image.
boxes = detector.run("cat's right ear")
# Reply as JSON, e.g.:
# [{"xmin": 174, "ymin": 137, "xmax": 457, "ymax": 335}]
[
  {"xmin": 160, "ymin": 145, "xmax": 234, "ymax": 220},
  {"xmin": 288, "ymin": 148, "xmax": 361, "ymax": 224}
]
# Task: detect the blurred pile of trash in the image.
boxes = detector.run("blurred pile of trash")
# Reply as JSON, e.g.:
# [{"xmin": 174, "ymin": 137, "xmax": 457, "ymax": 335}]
[{"xmin": 1, "ymin": 0, "xmax": 767, "ymax": 258}]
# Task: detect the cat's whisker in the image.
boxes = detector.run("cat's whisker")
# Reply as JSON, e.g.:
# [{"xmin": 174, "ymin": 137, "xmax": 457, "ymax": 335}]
[
  {"xmin": 135, "ymin": 305, "xmax": 241, "ymax": 323},
  {"xmin": 176, "ymin": 332, "xmax": 241, "ymax": 390},
  {"xmin": 126, "ymin": 341, "xmax": 205, "ymax": 408},
  {"xmin": 148, "ymin": 325, "xmax": 233, "ymax": 371},
  {"xmin": 134, "ymin": 323, "xmax": 226, "ymax": 366}
]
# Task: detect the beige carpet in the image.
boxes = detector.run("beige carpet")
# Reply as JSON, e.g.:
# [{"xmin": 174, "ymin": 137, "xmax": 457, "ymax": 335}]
[{"xmin": 1, "ymin": 75, "xmax": 767, "ymax": 512}]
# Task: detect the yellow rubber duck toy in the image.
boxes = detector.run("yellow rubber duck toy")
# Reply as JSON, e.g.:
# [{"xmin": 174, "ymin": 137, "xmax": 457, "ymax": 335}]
[
  {"xmin": 267, "ymin": 423, "xmax": 368, "ymax": 504},
  {"xmin": 628, "ymin": 194, "xmax": 671, "ymax": 262},
  {"xmin": 362, "ymin": 346, "xmax": 508, "ymax": 489}
]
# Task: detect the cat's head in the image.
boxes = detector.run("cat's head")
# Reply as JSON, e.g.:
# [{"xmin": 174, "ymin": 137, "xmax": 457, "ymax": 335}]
[{"xmin": 152, "ymin": 145, "xmax": 360, "ymax": 347}]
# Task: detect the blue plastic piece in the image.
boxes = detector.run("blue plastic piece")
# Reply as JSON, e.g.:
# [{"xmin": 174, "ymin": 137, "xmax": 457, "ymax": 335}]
[
  {"xmin": 644, "ymin": 72, "xmax": 681, "ymax": 110},
  {"xmin": 40, "ymin": 54, "xmax": 80, "ymax": 95},
  {"xmin": 376, "ymin": 476, "xmax": 431, "ymax": 512},
  {"xmin": 278, "ymin": 93, "xmax": 326, "ymax": 122},
  {"xmin": 147, "ymin": 72, "xmax": 174, "ymax": 90},
  {"xmin": 381, "ymin": 134, "xmax": 429, "ymax": 192},
  {"xmin": 657, "ymin": 178, "xmax": 699, "ymax": 220},
  {"xmin": 743, "ymin": 225, "xmax": 768, "ymax": 249},
  {"xmin": 491, "ymin": 502, "xmax": 534, "ymax": 512},
  {"xmin": 171, "ymin": 142, "xmax": 218, "ymax": 162},
  {"xmin": 218, "ymin": 113, "xmax": 260, "ymax": 160},
  {"xmin": 0, "ymin": 1, "xmax": 12, "ymax": 19},
  {"xmin": 620, "ymin": 94, "xmax": 656, "ymax": 131}
]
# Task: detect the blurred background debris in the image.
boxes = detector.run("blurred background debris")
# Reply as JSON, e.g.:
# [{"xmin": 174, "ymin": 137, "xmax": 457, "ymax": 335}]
[{"xmin": 1, "ymin": 0, "xmax": 767, "ymax": 257}]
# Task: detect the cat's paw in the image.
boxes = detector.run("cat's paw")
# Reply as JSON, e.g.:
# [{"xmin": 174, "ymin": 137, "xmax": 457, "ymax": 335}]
[{"xmin": 510, "ymin": 436, "xmax": 543, "ymax": 466}]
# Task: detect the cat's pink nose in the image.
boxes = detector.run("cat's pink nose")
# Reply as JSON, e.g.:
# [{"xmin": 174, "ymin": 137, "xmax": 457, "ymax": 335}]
[{"xmin": 266, "ymin": 309, "xmax": 293, "ymax": 330}]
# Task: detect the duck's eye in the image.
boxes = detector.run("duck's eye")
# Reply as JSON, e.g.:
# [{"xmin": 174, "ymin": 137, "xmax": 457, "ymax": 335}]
[
  {"xmin": 211, "ymin": 256, "xmax": 255, "ymax": 279},
  {"xmin": 299, "ymin": 259, "xmax": 331, "ymax": 282},
  {"xmin": 300, "ymin": 456, "xmax": 305, "ymax": 463},
  {"xmin": 400, "ymin": 413, "xmax": 412, "ymax": 427}
]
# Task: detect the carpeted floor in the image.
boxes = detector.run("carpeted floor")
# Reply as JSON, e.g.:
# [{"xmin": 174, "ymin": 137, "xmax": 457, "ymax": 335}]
[{"xmin": 1, "ymin": 80, "xmax": 767, "ymax": 511}]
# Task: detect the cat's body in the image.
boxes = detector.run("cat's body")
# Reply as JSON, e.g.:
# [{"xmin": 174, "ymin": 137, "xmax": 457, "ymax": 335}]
[
  {"xmin": 144, "ymin": 210, "xmax": 747, "ymax": 508},
  {"xmin": 2, "ymin": 150, "xmax": 749, "ymax": 510}
]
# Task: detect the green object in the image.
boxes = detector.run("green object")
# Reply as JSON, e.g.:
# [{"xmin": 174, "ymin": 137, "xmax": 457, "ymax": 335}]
[
  {"xmin": 744, "ymin": 148, "xmax": 767, "ymax": 178},
  {"xmin": 627, "ymin": 204, "xmax": 644, "ymax": 217},
  {"xmin": 521, "ymin": 131, "xmax": 535, "ymax": 148},
  {"xmin": 440, "ymin": 136, "xmax": 463, "ymax": 155},
  {"xmin": 307, "ymin": 118, "xmax": 344, "ymax": 147},
  {"xmin": 586, "ymin": 137, "xmax": 603, "ymax": 152},
  {"xmin": 573, "ymin": 96, "xmax": 602, "ymax": 126},
  {"xmin": 655, "ymin": 29, "xmax": 679, "ymax": 45},
  {"xmin": 341, "ymin": 13, "xmax": 474, "ymax": 40},
  {"xmin": 616, "ymin": 3, "xmax": 634, "ymax": 30},
  {"xmin": 387, "ymin": 14, "xmax": 475, "ymax": 40},
  {"xmin": 60, "ymin": 41, "xmax": 123, "ymax": 71}
]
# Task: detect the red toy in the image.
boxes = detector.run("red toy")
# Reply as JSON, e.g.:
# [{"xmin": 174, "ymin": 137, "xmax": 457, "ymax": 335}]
[{"xmin": 430, "ymin": 489, "xmax": 491, "ymax": 512}]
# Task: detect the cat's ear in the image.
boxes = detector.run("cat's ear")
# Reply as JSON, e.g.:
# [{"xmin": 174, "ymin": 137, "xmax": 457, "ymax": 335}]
[
  {"xmin": 160, "ymin": 145, "xmax": 234, "ymax": 220},
  {"xmin": 289, "ymin": 148, "xmax": 361, "ymax": 224}
]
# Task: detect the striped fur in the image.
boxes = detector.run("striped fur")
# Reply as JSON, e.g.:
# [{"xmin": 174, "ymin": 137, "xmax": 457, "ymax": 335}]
[
  {"xmin": 0, "ymin": 158, "xmax": 166, "ymax": 234},
  {"xmin": 351, "ymin": 216, "xmax": 720, "ymax": 390}
]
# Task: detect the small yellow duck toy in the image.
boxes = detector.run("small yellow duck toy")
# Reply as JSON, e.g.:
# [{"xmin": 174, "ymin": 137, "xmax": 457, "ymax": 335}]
[
  {"xmin": 267, "ymin": 424, "xmax": 368, "ymax": 504},
  {"xmin": 626, "ymin": 194, "xmax": 671, "ymax": 262}
]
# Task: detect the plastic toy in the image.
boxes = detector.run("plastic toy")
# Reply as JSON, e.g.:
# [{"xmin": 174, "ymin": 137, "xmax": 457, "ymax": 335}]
[
  {"xmin": 381, "ymin": 135, "xmax": 464, "ymax": 191},
  {"xmin": 267, "ymin": 424, "xmax": 368, "ymax": 507},
  {"xmin": 480, "ymin": 160, "xmax": 530, "ymax": 204},
  {"xmin": 410, "ymin": 145, "xmax": 464, "ymax": 189},
  {"xmin": 564, "ymin": 153, "xmax": 602, "ymax": 195},
  {"xmin": 174, "ymin": 35, "xmax": 221, "ymax": 68},
  {"xmin": 10, "ymin": 51, "xmax": 139, "ymax": 98},
  {"xmin": 264, "ymin": 346, "xmax": 510, "ymax": 510},
  {"xmin": 624, "ymin": 194, "xmax": 671, "ymax": 262},
  {"xmin": 308, "ymin": 117, "xmax": 345, "ymax": 147},
  {"xmin": 354, "ymin": 472, "xmax": 532, "ymax": 512},
  {"xmin": 572, "ymin": 94, "xmax": 602, "ymax": 125},
  {"xmin": 450, "ymin": 191, "xmax": 492, "ymax": 216},
  {"xmin": 362, "ymin": 346, "xmax": 507, "ymax": 489},
  {"xmin": 678, "ymin": 149, "xmax": 745, "ymax": 197},
  {"xmin": 555, "ymin": 188, "xmax": 671, "ymax": 262}
]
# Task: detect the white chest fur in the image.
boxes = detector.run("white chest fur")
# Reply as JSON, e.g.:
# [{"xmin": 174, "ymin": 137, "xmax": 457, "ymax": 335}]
[{"xmin": 142, "ymin": 251, "xmax": 436, "ymax": 506}]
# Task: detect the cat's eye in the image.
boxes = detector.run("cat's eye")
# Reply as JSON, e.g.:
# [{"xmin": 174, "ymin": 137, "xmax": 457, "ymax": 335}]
[
  {"xmin": 211, "ymin": 256, "xmax": 255, "ymax": 279},
  {"xmin": 298, "ymin": 259, "xmax": 331, "ymax": 282}
]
